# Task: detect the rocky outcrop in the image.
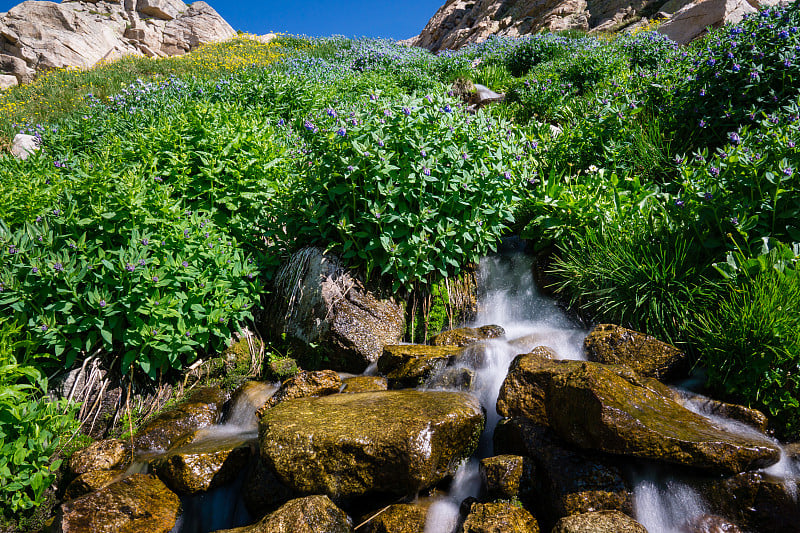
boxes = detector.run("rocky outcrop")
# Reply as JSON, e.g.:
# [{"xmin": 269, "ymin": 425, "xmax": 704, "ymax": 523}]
[
  {"xmin": 409, "ymin": 0, "xmax": 779, "ymax": 51},
  {"xmin": 430, "ymin": 324, "xmax": 505, "ymax": 346},
  {"xmin": 259, "ymin": 390, "xmax": 484, "ymax": 499},
  {"xmin": 53, "ymin": 474, "xmax": 181, "ymax": 533},
  {"xmin": 497, "ymin": 353, "xmax": 781, "ymax": 474},
  {"xmin": 214, "ymin": 495, "xmax": 353, "ymax": 533},
  {"xmin": 134, "ymin": 386, "xmax": 228, "ymax": 451},
  {"xmin": 265, "ymin": 247, "xmax": 405, "ymax": 373},
  {"xmin": 460, "ymin": 501, "xmax": 540, "ymax": 532},
  {"xmin": 0, "ymin": 0, "xmax": 235, "ymax": 88},
  {"xmin": 551, "ymin": 510, "xmax": 648, "ymax": 533}
]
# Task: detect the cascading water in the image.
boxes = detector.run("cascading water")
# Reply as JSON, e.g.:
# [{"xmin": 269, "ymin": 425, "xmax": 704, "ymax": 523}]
[{"xmin": 423, "ymin": 243, "xmax": 588, "ymax": 532}]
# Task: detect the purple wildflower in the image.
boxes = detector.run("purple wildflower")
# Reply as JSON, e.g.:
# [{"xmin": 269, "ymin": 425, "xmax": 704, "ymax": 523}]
[
  {"xmin": 152, "ymin": 276, "xmax": 159, "ymax": 282},
  {"xmin": 337, "ymin": 128, "xmax": 346, "ymax": 137},
  {"xmin": 54, "ymin": 262, "xmax": 64, "ymax": 272},
  {"xmin": 99, "ymin": 300, "xmax": 106, "ymax": 308}
]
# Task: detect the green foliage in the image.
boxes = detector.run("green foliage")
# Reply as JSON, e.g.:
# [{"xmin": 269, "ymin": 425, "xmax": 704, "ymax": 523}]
[
  {"xmin": 280, "ymin": 93, "xmax": 533, "ymax": 290},
  {"xmin": 694, "ymin": 246, "xmax": 800, "ymax": 438},
  {"xmin": 551, "ymin": 218, "xmax": 715, "ymax": 345},
  {"xmin": 0, "ymin": 319, "xmax": 80, "ymax": 522}
]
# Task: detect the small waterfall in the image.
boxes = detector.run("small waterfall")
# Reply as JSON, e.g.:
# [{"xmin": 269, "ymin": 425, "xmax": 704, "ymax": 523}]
[
  {"xmin": 423, "ymin": 246, "xmax": 587, "ymax": 532},
  {"xmin": 634, "ymin": 478, "xmax": 708, "ymax": 533}
]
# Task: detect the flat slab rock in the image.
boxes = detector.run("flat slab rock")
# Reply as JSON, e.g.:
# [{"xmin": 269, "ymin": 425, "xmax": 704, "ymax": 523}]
[
  {"xmin": 259, "ymin": 390, "xmax": 484, "ymax": 498},
  {"xmin": 53, "ymin": 473, "xmax": 180, "ymax": 533},
  {"xmin": 497, "ymin": 354, "xmax": 780, "ymax": 474}
]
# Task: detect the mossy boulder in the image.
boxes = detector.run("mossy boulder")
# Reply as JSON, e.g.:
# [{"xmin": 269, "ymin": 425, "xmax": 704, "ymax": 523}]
[
  {"xmin": 134, "ymin": 386, "xmax": 228, "ymax": 451},
  {"xmin": 479, "ymin": 455, "xmax": 532, "ymax": 502},
  {"xmin": 460, "ymin": 501, "xmax": 539, "ymax": 533},
  {"xmin": 583, "ymin": 324, "xmax": 686, "ymax": 379},
  {"xmin": 213, "ymin": 495, "xmax": 352, "ymax": 533},
  {"xmin": 497, "ymin": 355, "xmax": 780, "ymax": 474},
  {"xmin": 551, "ymin": 511, "xmax": 647, "ymax": 533},
  {"xmin": 363, "ymin": 503, "xmax": 429, "ymax": 533},
  {"xmin": 341, "ymin": 375, "xmax": 388, "ymax": 393},
  {"xmin": 53, "ymin": 474, "xmax": 180, "ymax": 533},
  {"xmin": 430, "ymin": 325, "xmax": 505, "ymax": 347},
  {"xmin": 150, "ymin": 430, "xmax": 254, "ymax": 494},
  {"xmin": 697, "ymin": 471, "xmax": 800, "ymax": 532},
  {"xmin": 259, "ymin": 390, "xmax": 484, "ymax": 499},
  {"xmin": 63, "ymin": 469, "xmax": 125, "ymax": 501},
  {"xmin": 377, "ymin": 344, "xmax": 463, "ymax": 389},
  {"xmin": 68, "ymin": 439, "xmax": 129, "ymax": 476},
  {"xmin": 256, "ymin": 369, "xmax": 341, "ymax": 417},
  {"xmin": 494, "ymin": 418, "xmax": 631, "ymax": 528}
]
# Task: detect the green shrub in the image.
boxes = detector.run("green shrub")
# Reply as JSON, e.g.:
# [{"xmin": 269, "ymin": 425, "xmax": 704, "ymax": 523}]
[
  {"xmin": 0, "ymin": 319, "xmax": 80, "ymax": 522},
  {"xmin": 280, "ymin": 93, "xmax": 534, "ymax": 290},
  {"xmin": 694, "ymin": 248, "xmax": 800, "ymax": 438},
  {"xmin": 551, "ymin": 218, "xmax": 715, "ymax": 345}
]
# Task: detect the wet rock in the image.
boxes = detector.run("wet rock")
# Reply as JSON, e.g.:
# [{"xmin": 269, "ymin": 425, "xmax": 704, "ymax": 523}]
[
  {"xmin": 259, "ymin": 390, "xmax": 484, "ymax": 499},
  {"xmin": 697, "ymin": 471, "xmax": 800, "ymax": 532},
  {"xmin": 427, "ymin": 367, "xmax": 476, "ymax": 391},
  {"xmin": 265, "ymin": 247, "xmax": 405, "ymax": 373},
  {"xmin": 213, "ymin": 495, "xmax": 352, "ymax": 533},
  {"xmin": 53, "ymin": 474, "xmax": 180, "ymax": 533},
  {"xmin": 378, "ymin": 344, "xmax": 463, "ymax": 389},
  {"xmin": 241, "ymin": 458, "xmax": 294, "ymax": 517},
  {"xmin": 256, "ymin": 370, "xmax": 341, "ymax": 417},
  {"xmin": 682, "ymin": 514, "xmax": 743, "ymax": 533},
  {"xmin": 460, "ymin": 501, "xmax": 539, "ymax": 533},
  {"xmin": 150, "ymin": 430, "xmax": 254, "ymax": 495},
  {"xmin": 784, "ymin": 441, "xmax": 800, "ymax": 460},
  {"xmin": 10, "ymin": 133, "xmax": 38, "ymax": 159},
  {"xmin": 63, "ymin": 469, "xmax": 125, "ymax": 501},
  {"xmin": 497, "ymin": 355, "xmax": 781, "ymax": 474},
  {"xmin": 363, "ymin": 503, "xmax": 429, "ymax": 533},
  {"xmin": 134, "ymin": 386, "xmax": 227, "ymax": 451},
  {"xmin": 431, "ymin": 325, "xmax": 505, "ymax": 347},
  {"xmin": 479, "ymin": 455, "xmax": 532, "ymax": 502},
  {"xmin": 551, "ymin": 510, "xmax": 647, "ymax": 533},
  {"xmin": 678, "ymin": 391, "xmax": 769, "ymax": 433},
  {"xmin": 342, "ymin": 375, "xmax": 388, "ymax": 393},
  {"xmin": 68, "ymin": 439, "xmax": 129, "ymax": 476},
  {"xmin": 583, "ymin": 324, "xmax": 686, "ymax": 380},
  {"xmin": 494, "ymin": 418, "xmax": 632, "ymax": 527}
]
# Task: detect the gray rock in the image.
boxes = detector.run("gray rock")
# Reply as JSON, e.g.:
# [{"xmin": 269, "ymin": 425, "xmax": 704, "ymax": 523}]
[
  {"xmin": 137, "ymin": 0, "xmax": 186, "ymax": 20},
  {"xmin": 10, "ymin": 133, "xmax": 38, "ymax": 159},
  {"xmin": 266, "ymin": 247, "xmax": 405, "ymax": 373}
]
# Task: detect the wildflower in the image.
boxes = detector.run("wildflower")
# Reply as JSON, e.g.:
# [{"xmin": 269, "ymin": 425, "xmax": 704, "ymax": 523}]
[
  {"xmin": 732, "ymin": 64, "xmax": 740, "ymax": 72},
  {"xmin": 402, "ymin": 107, "xmax": 411, "ymax": 116},
  {"xmin": 53, "ymin": 209, "xmax": 60, "ymax": 215},
  {"xmin": 142, "ymin": 238, "xmax": 149, "ymax": 245},
  {"xmin": 784, "ymin": 167, "xmax": 794, "ymax": 177},
  {"xmin": 347, "ymin": 165, "xmax": 354, "ymax": 171},
  {"xmin": 587, "ymin": 165, "xmax": 599, "ymax": 173},
  {"xmin": 278, "ymin": 118, "xmax": 285, "ymax": 126},
  {"xmin": 337, "ymin": 128, "xmax": 346, "ymax": 137},
  {"xmin": 675, "ymin": 199, "xmax": 685, "ymax": 208},
  {"xmin": 8, "ymin": 246, "xmax": 16, "ymax": 254},
  {"xmin": 704, "ymin": 192, "xmax": 714, "ymax": 201},
  {"xmin": 730, "ymin": 216, "xmax": 739, "ymax": 225},
  {"xmin": 709, "ymin": 166, "xmax": 720, "ymax": 177},
  {"xmin": 326, "ymin": 108, "xmax": 337, "ymax": 118},
  {"xmin": 422, "ymin": 166, "xmax": 431, "ymax": 176},
  {"xmin": 420, "ymin": 150, "xmax": 427, "ymax": 157},
  {"xmin": 699, "ymin": 119, "xmax": 707, "ymax": 128},
  {"xmin": 304, "ymin": 120, "xmax": 317, "ymax": 132},
  {"xmin": 152, "ymin": 276, "xmax": 159, "ymax": 282},
  {"xmin": 503, "ymin": 171, "xmax": 512, "ymax": 179},
  {"xmin": 54, "ymin": 262, "xmax": 64, "ymax": 272},
  {"xmin": 728, "ymin": 132, "xmax": 741, "ymax": 144},
  {"xmin": 779, "ymin": 30, "xmax": 790, "ymax": 39},
  {"xmin": 99, "ymin": 300, "xmax": 106, "ymax": 307},
  {"xmin": 442, "ymin": 104, "xmax": 452, "ymax": 113},
  {"xmin": 35, "ymin": 216, "xmax": 41, "ymax": 222},
  {"xmin": 125, "ymin": 263, "xmax": 135, "ymax": 272},
  {"xmin": 41, "ymin": 325, "xmax": 48, "ymax": 332},
  {"xmin": 31, "ymin": 267, "xmax": 38, "ymax": 273},
  {"xmin": 139, "ymin": 259, "xmax": 146, "ymax": 266},
  {"xmin": 154, "ymin": 176, "xmax": 163, "ymax": 182}
]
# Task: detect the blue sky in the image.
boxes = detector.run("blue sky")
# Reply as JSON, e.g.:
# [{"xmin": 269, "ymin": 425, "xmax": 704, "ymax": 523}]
[{"xmin": 0, "ymin": 0, "xmax": 443, "ymax": 40}]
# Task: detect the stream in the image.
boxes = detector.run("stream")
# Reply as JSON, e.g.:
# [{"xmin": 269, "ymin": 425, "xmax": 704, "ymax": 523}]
[{"xmin": 127, "ymin": 240, "xmax": 800, "ymax": 532}]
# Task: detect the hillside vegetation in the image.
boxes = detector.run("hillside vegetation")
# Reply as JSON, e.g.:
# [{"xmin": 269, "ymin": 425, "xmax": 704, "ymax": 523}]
[{"xmin": 1, "ymin": 5, "xmax": 799, "ymax": 522}]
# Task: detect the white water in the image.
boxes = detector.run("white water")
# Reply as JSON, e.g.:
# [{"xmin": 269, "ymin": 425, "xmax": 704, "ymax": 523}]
[{"xmin": 423, "ymin": 246, "xmax": 588, "ymax": 532}]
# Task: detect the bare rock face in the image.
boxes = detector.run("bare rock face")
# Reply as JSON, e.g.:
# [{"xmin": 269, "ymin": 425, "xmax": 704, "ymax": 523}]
[
  {"xmin": 0, "ymin": 0, "xmax": 235, "ymax": 86},
  {"xmin": 409, "ymin": 0, "xmax": 779, "ymax": 51},
  {"xmin": 266, "ymin": 247, "xmax": 406, "ymax": 373}
]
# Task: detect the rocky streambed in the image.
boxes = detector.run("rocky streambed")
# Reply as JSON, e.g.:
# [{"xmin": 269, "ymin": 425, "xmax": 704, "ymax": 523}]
[{"xmin": 49, "ymin": 249, "xmax": 800, "ymax": 533}]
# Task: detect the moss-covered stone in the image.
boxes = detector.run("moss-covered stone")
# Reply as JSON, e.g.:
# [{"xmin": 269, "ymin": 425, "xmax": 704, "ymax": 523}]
[
  {"xmin": 150, "ymin": 430, "xmax": 254, "ymax": 495},
  {"xmin": 63, "ymin": 469, "xmax": 126, "ymax": 501},
  {"xmin": 583, "ymin": 324, "xmax": 686, "ymax": 379},
  {"xmin": 460, "ymin": 501, "xmax": 540, "ymax": 533},
  {"xmin": 213, "ymin": 495, "xmax": 352, "ymax": 533},
  {"xmin": 259, "ymin": 391, "xmax": 484, "ymax": 499},
  {"xmin": 363, "ymin": 503, "xmax": 429, "ymax": 533},
  {"xmin": 53, "ymin": 474, "xmax": 180, "ymax": 533},
  {"xmin": 68, "ymin": 439, "xmax": 129, "ymax": 476},
  {"xmin": 427, "ymin": 367, "xmax": 476, "ymax": 391},
  {"xmin": 378, "ymin": 344, "xmax": 463, "ymax": 389},
  {"xmin": 255, "ymin": 370, "xmax": 341, "ymax": 418},
  {"xmin": 479, "ymin": 455, "xmax": 532, "ymax": 502},
  {"xmin": 679, "ymin": 391, "xmax": 769, "ymax": 432},
  {"xmin": 497, "ymin": 355, "xmax": 781, "ymax": 474},
  {"xmin": 341, "ymin": 375, "xmax": 388, "ymax": 393},
  {"xmin": 551, "ymin": 511, "xmax": 647, "ymax": 533},
  {"xmin": 494, "ymin": 418, "xmax": 631, "ymax": 529},
  {"xmin": 430, "ymin": 325, "xmax": 505, "ymax": 347},
  {"xmin": 134, "ymin": 386, "xmax": 228, "ymax": 451}
]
